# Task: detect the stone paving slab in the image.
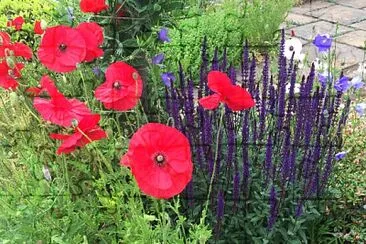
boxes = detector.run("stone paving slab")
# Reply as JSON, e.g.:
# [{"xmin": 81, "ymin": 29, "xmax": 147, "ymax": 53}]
[
  {"xmin": 335, "ymin": 0, "xmax": 366, "ymax": 9},
  {"xmin": 303, "ymin": 42, "xmax": 365, "ymax": 70},
  {"xmin": 351, "ymin": 20, "xmax": 366, "ymax": 31},
  {"xmin": 338, "ymin": 30, "xmax": 366, "ymax": 48},
  {"xmin": 309, "ymin": 5, "xmax": 366, "ymax": 25},
  {"xmin": 287, "ymin": 0, "xmax": 366, "ymax": 74},
  {"xmin": 286, "ymin": 13, "xmax": 317, "ymax": 27},
  {"xmin": 290, "ymin": 21, "xmax": 353, "ymax": 41},
  {"xmin": 291, "ymin": 1, "xmax": 335, "ymax": 14}
]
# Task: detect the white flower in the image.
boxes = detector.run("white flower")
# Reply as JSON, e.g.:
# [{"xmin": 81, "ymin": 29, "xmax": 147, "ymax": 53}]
[
  {"xmin": 286, "ymin": 83, "xmax": 301, "ymax": 94},
  {"xmin": 284, "ymin": 37, "xmax": 304, "ymax": 61},
  {"xmin": 312, "ymin": 58, "xmax": 328, "ymax": 72}
]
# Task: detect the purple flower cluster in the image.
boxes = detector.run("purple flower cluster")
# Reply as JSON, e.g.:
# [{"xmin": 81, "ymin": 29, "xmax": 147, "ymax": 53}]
[{"xmin": 164, "ymin": 32, "xmax": 351, "ymax": 236}]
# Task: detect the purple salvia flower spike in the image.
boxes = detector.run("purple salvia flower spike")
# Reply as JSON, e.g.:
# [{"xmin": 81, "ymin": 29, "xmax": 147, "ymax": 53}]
[
  {"xmin": 248, "ymin": 54, "xmax": 256, "ymax": 93},
  {"xmin": 221, "ymin": 47, "xmax": 227, "ymax": 72},
  {"xmin": 215, "ymin": 191, "xmax": 225, "ymax": 238},
  {"xmin": 267, "ymin": 185, "xmax": 278, "ymax": 230},
  {"xmin": 264, "ymin": 132, "xmax": 273, "ymax": 186},
  {"xmin": 259, "ymin": 54, "xmax": 269, "ymax": 141},
  {"xmin": 212, "ymin": 48, "xmax": 219, "ymax": 71},
  {"xmin": 241, "ymin": 40, "xmax": 250, "ymax": 87},
  {"xmin": 233, "ymin": 172, "xmax": 240, "ymax": 212}
]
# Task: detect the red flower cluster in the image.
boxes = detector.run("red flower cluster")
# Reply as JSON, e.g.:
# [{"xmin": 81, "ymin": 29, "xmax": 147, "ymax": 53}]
[
  {"xmin": 50, "ymin": 114, "xmax": 107, "ymax": 155},
  {"xmin": 33, "ymin": 76, "xmax": 92, "ymax": 127},
  {"xmin": 38, "ymin": 22, "xmax": 104, "ymax": 73},
  {"xmin": 121, "ymin": 123, "xmax": 193, "ymax": 199},
  {"xmin": 7, "ymin": 16, "xmax": 24, "ymax": 31},
  {"xmin": 0, "ymin": 31, "xmax": 32, "ymax": 90},
  {"xmin": 199, "ymin": 71, "xmax": 255, "ymax": 111},
  {"xmin": 80, "ymin": 0, "xmax": 108, "ymax": 14},
  {"xmin": 95, "ymin": 62, "xmax": 143, "ymax": 111}
]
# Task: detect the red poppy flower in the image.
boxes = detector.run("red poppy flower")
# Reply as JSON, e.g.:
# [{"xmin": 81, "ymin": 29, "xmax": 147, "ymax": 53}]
[
  {"xmin": 95, "ymin": 61, "xmax": 143, "ymax": 111},
  {"xmin": 80, "ymin": 0, "xmax": 108, "ymax": 14},
  {"xmin": 120, "ymin": 123, "xmax": 193, "ymax": 199},
  {"xmin": 0, "ymin": 41, "xmax": 32, "ymax": 60},
  {"xmin": 33, "ymin": 76, "xmax": 92, "ymax": 126},
  {"xmin": 34, "ymin": 20, "xmax": 45, "ymax": 35},
  {"xmin": 76, "ymin": 22, "xmax": 104, "ymax": 62},
  {"xmin": 0, "ymin": 61, "xmax": 24, "ymax": 90},
  {"xmin": 199, "ymin": 71, "xmax": 255, "ymax": 111},
  {"xmin": 38, "ymin": 25, "xmax": 86, "ymax": 73},
  {"xmin": 50, "ymin": 114, "xmax": 107, "ymax": 155},
  {"xmin": 7, "ymin": 16, "xmax": 24, "ymax": 31}
]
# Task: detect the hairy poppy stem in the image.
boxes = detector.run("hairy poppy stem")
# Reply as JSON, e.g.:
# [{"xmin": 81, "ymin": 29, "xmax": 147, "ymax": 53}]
[
  {"xmin": 200, "ymin": 106, "xmax": 225, "ymax": 225},
  {"xmin": 76, "ymin": 127, "xmax": 113, "ymax": 173}
]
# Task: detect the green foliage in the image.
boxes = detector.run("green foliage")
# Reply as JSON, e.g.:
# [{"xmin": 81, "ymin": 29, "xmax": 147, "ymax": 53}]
[
  {"xmin": 0, "ymin": 0, "xmax": 56, "ymax": 46},
  {"xmin": 160, "ymin": 0, "xmax": 294, "ymax": 74}
]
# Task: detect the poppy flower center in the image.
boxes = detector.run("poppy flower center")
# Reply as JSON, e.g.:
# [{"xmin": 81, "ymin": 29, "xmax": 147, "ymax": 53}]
[
  {"xmin": 113, "ymin": 81, "xmax": 128, "ymax": 90},
  {"xmin": 58, "ymin": 43, "xmax": 67, "ymax": 52},
  {"xmin": 154, "ymin": 153, "xmax": 166, "ymax": 166},
  {"xmin": 113, "ymin": 81, "xmax": 123, "ymax": 89}
]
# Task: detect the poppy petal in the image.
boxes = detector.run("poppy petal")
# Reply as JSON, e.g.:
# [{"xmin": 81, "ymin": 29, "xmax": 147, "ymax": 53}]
[
  {"xmin": 207, "ymin": 71, "xmax": 232, "ymax": 93},
  {"xmin": 199, "ymin": 94, "xmax": 221, "ymax": 110},
  {"xmin": 225, "ymin": 85, "xmax": 255, "ymax": 111}
]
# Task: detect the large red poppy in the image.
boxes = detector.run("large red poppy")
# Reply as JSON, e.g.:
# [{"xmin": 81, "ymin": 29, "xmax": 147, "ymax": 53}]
[
  {"xmin": 199, "ymin": 71, "xmax": 255, "ymax": 111},
  {"xmin": 120, "ymin": 123, "xmax": 193, "ymax": 199},
  {"xmin": 80, "ymin": 0, "xmax": 108, "ymax": 14},
  {"xmin": 33, "ymin": 76, "xmax": 92, "ymax": 126},
  {"xmin": 38, "ymin": 25, "xmax": 86, "ymax": 73},
  {"xmin": 76, "ymin": 22, "xmax": 104, "ymax": 62},
  {"xmin": 95, "ymin": 61, "xmax": 143, "ymax": 111},
  {"xmin": 50, "ymin": 114, "xmax": 107, "ymax": 155},
  {"xmin": 0, "ymin": 61, "xmax": 24, "ymax": 90}
]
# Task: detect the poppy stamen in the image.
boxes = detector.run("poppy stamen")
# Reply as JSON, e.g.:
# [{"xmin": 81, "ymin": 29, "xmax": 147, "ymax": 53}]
[
  {"xmin": 113, "ymin": 81, "xmax": 121, "ymax": 89},
  {"xmin": 59, "ymin": 43, "xmax": 67, "ymax": 52},
  {"xmin": 154, "ymin": 153, "xmax": 166, "ymax": 166}
]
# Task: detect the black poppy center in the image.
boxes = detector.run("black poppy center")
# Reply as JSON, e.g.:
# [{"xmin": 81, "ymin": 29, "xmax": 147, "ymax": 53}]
[
  {"xmin": 289, "ymin": 45, "xmax": 294, "ymax": 51},
  {"xmin": 59, "ymin": 43, "xmax": 67, "ymax": 52},
  {"xmin": 113, "ymin": 81, "xmax": 122, "ymax": 89},
  {"xmin": 154, "ymin": 153, "xmax": 166, "ymax": 166}
]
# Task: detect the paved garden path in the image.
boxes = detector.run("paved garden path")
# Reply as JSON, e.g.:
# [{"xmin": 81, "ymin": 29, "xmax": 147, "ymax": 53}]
[{"xmin": 285, "ymin": 0, "xmax": 366, "ymax": 75}]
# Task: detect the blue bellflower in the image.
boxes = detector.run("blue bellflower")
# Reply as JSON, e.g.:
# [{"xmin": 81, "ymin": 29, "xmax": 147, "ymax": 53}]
[
  {"xmin": 152, "ymin": 53, "xmax": 165, "ymax": 65},
  {"xmin": 318, "ymin": 73, "xmax": 332, "ymax": 87},
  {"xmin": 335, "ymin": 151, "xmax": 347, "ymax": 161},
  {"xmin": 161, "ymin": 72, "xmax": 176, "ymax": 87},
  {"xmin": 313, "ymin": 34, "xmax": 332, "ymax": 52},
  {"xmin": 334, "ymin": 76, "xmax": 350, "ymax": 92},
  {"xmin": 158, "ymin": 28, "xmax": 171, "ymax": 43},
  {"xmin": 350, "ymin": 76, "xmax": 364, "ymax": 90},
  {"xmin": 355, "ymin": 103, "xmax": 366, "ymax": 116}
]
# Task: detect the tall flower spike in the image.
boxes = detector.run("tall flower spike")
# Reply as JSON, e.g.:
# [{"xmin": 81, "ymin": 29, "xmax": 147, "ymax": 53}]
[
  {"xmin": 241, "ymin": 40, "xmax": 250, "ymax": 87},
  {"xmin": 259, "ymin": 54, "xmax": 269, "ymax": 141},
  {"xmin": 212, "ymin": 48, "xmax": 219, "ymax": 71},
  {"xmin": 215, "ymin": 191, "xmax": 225, "ymax": 237},
  {"xmin": 267, "ymin": 186, "xmax": 278, "ymax": 230},
  {"xmin": 233, "ymin": 172, "xmax": 240, "ymax": 211}
]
